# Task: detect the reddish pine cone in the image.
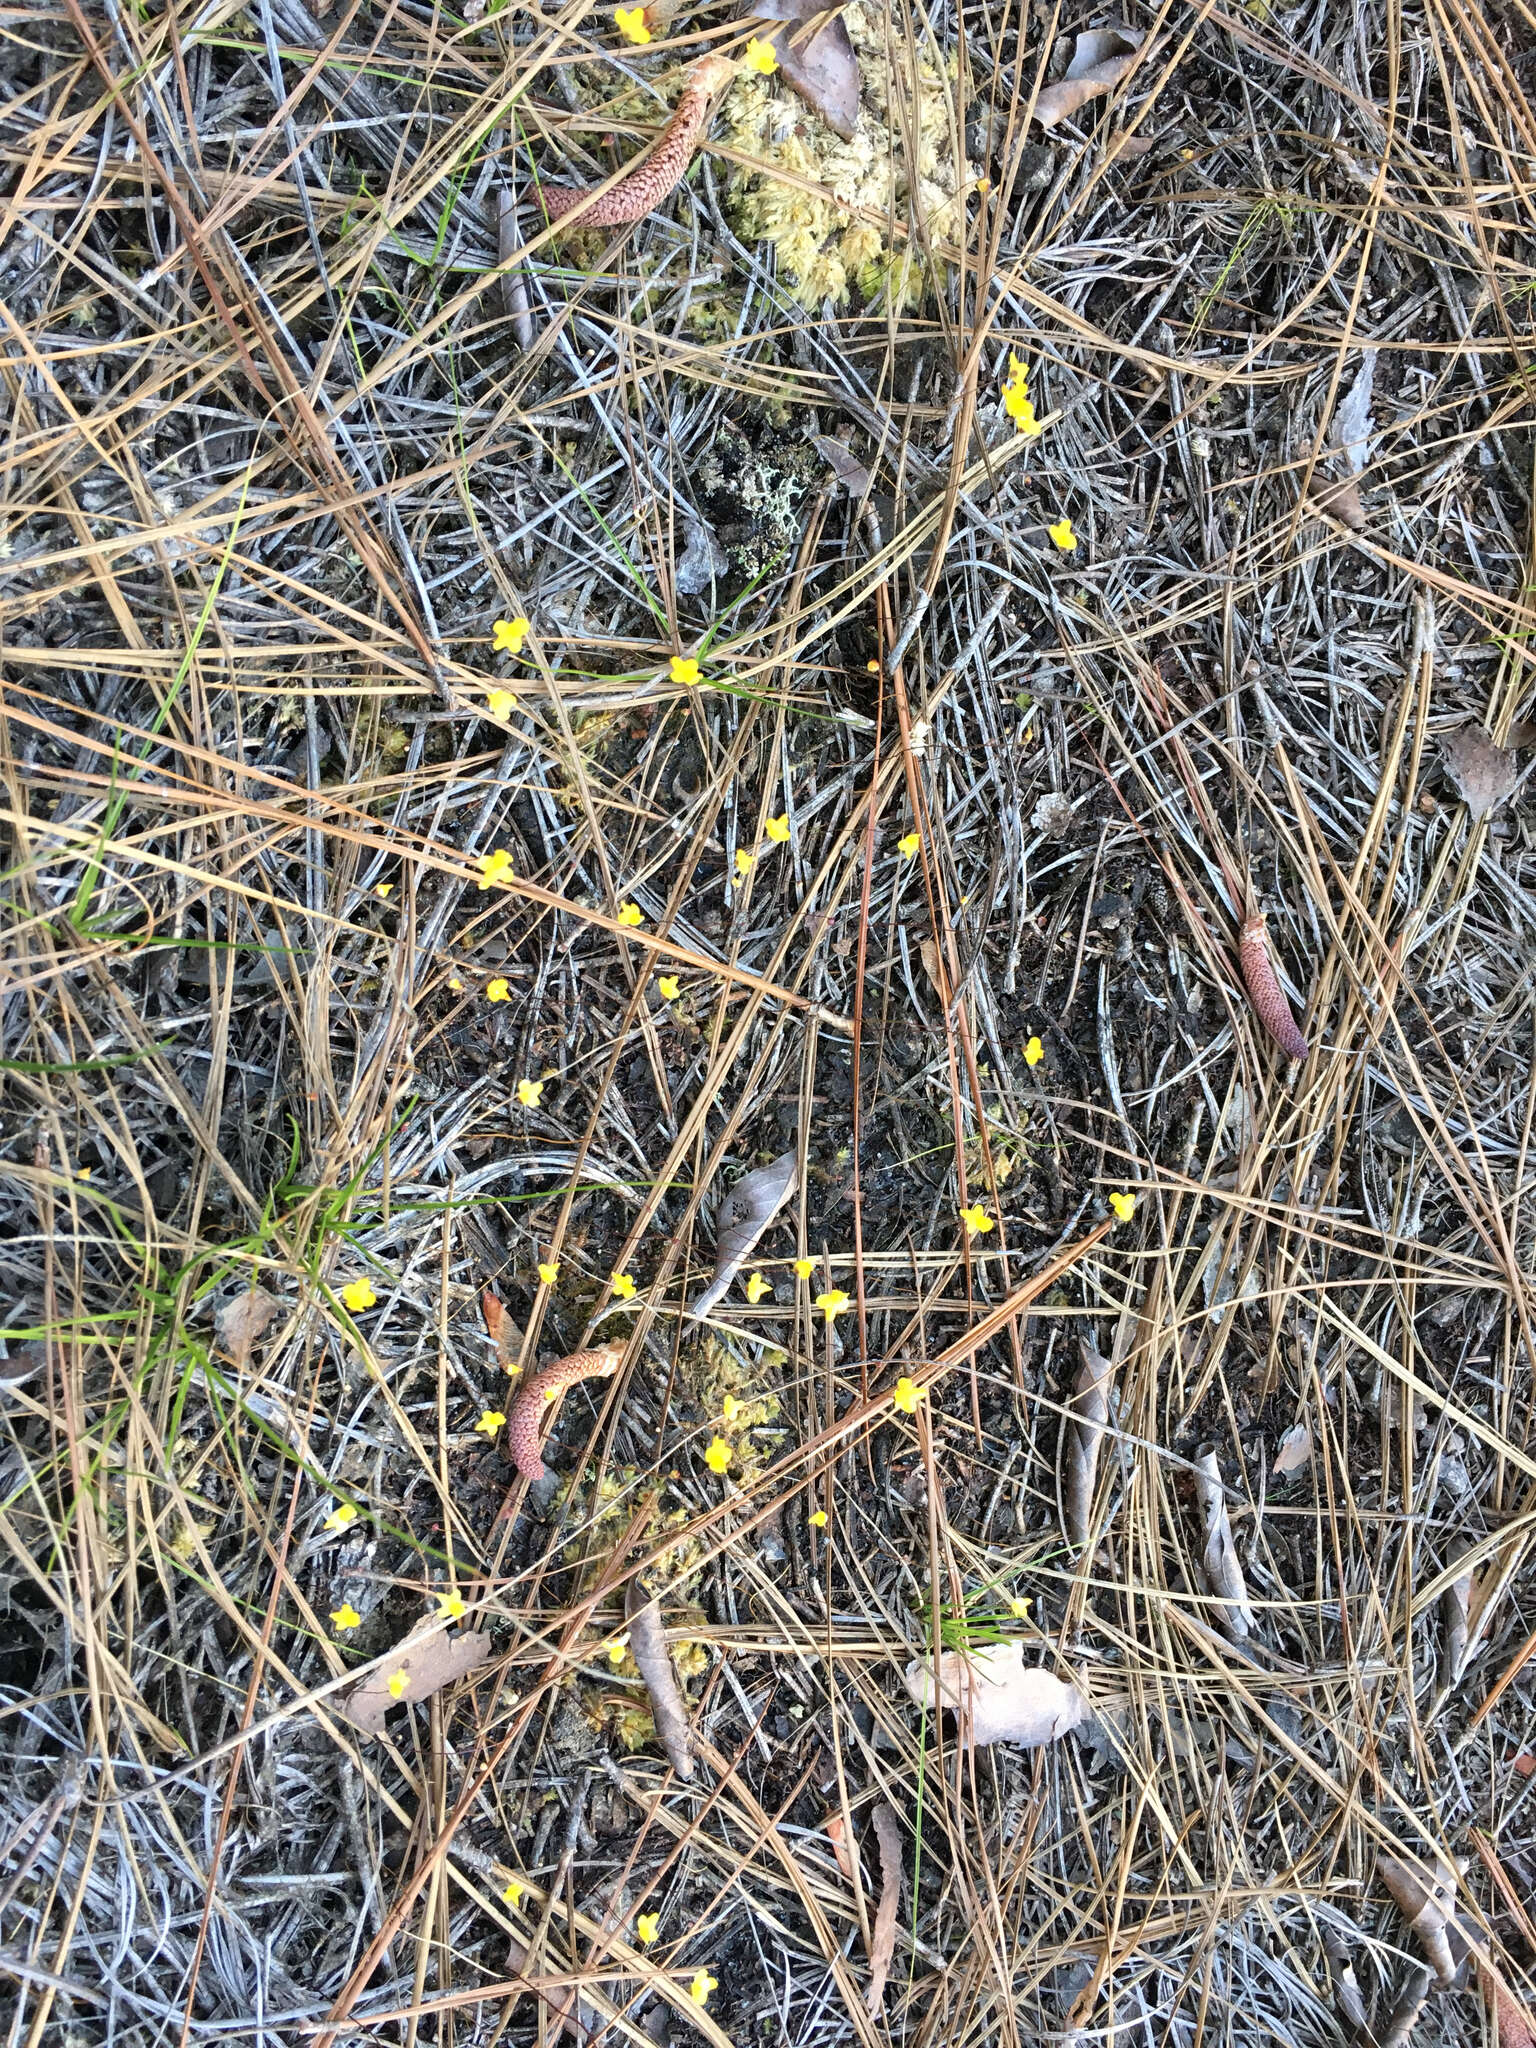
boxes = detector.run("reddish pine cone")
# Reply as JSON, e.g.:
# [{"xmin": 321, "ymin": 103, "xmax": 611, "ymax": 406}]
[
  {"xmin": 1239, "ymin": 913, "xmax": 1309, "ymax": 1061},
  {"xmin": 507, "ymin": 1344, "xmax": 625, "ymax": 1480},
  {"xmin": 537, "ymin": 53, "xmax": 736, "ymax": 228}
]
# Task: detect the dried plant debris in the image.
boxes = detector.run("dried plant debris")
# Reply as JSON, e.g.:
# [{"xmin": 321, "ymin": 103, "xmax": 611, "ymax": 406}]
[
  {"xmin": 1483, "ymin": 1972, "xmax": 1536, "ymax": 2048},
  {"xmin": 623, "ymin": 1582, "xmax": 695, "ymax": 1781},
  {"xmin": 214, "ymin": 1285, "xmax": 280, "ymax": 1368},
  {"xmin": 1438, "ymin": 724, "xmax": 1519, "ymax": 823},
  {"xmin": 690, "ymin": 1150, "xmax": 797, "ymax": 1318},
  {"xmin": 1194, "ymin": 1450, "xmax": 1256, "ymax": 1640},
  {"xmin": 1311, "ymin": 350, "xmax": 1377, "ymax": 529},
  {"xmin": 1440, "ymin": 1541, "xmax": 1472, "ymax": 1695},
  {"xmin": 1061, "ymin": 1337, "xmax": 1114, "ymax": 1549},
  {"xmin": 341, "ymin": 1629, "xmax": 494, "ymax": 1735},
  {"xmin": 864, "ymin": 1804, "xmax": 903, "ymax": 2014},
  {"xmin": 1033, "ymin": 28, "xmax": 1154, "ymax": 131},
  {"xmin": 1273, "ymin": 1421, "xmax": 1313, "ymax": 1477},
  {"xmin": 1377, "ymin": 1852, "xmax": 1468, "ymax": 1989},
  {"xmin": 746, "ymin": 0, "xmax": 861, "ymax": 139},
  {"xmin": 904, "ymin": 1643, "xmax": 1087, "ymax": 1749}
]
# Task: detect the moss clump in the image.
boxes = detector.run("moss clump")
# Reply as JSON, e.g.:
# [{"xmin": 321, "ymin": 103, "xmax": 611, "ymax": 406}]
[
  {"xmin": 696, "ymin": 422, "xmax": 823, "ymax": 576},
  {"xmin": 719, "ymin": 1, "xmax": 976, "ymax": 307}
]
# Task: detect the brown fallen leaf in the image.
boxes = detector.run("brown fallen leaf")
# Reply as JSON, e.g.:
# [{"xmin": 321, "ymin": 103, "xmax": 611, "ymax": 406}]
[
  {"xmin": 747, "ymin": 0, "xmax": 861, "ymax": 139},
  {"xmin": 1273, "ymin": 1421, "xmax": 1313, "ymax": 1477},
  {"xmin": 1311, "ymin": 473, "xmax": 1367, "ymax": 531},
  {"xmin": 214, "ymin": 1285, "xmax": 280, "ymax": 1368},
  {"xmin": 1378, "ymin": 1852, "xmax": 1467, "ymax": 1988},
  {"xmin": 1441, "ymin": 1539, "xmax": 1472, "ymax": 1693},
  {"xmin": 1194, "ymin": 1449, "xmax": 1255, "ymax": 1639},
  {"xmin": 1439, "ymin": 724, "xmax": 1519, "ymax": 823},
  {"xmin": 481, "ymin": 1287, "xmax": 525, "ymax": 1370},
  {"xmin": 690, "ymin": 1150, "xmax": 798, "ymax": 1318},
  {"xmin": 865, "ymin": 1804, "xmax": 902, "ymax": 2015},
  {"xmin": 624, "ymin": 1583, "xmax": 695, "ymax": 1781},
  {"xmin": 1376, "ymin": 1965, "xmax": 1436, "ymax": 2048},
  {"xmin": 1512, "ymin": 1753, "xmax": 1536, "ymax": 1778},
  {"xmin": 824, "ymin": 1810, "xmax": 854, "ymax": 1879},
  {"xmin": 340, "ymin": 1628, "xmax": 494, "ymax": 1735},
  {"xmin": 903, "ymin": 1642, "xmax": 1087, "ymax": 1748},
  {"xmin": 1034, "ymin": 29, "xmax": 1153, "ymax": 131},
  {"xmin": 1062, "ymin": 1337, "xmax": 1114, "ymax": 1549}
]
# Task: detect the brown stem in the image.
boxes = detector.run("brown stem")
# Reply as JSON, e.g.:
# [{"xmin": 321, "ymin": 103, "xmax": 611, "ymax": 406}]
[{"xmin": 536, "ymin": 53, "xmax": 736, "ymax": 229}]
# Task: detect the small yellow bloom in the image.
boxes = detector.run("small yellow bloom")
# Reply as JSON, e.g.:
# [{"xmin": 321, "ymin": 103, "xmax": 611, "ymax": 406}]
[
  {"xmin": 809, "ymin": 1509, "xmax": 827, "ymax": 1528},
  {"xmin": 765, "ymin": 814, "xmax": 790, "ymax": 843},
  {"xmin": 537, "ymin": 1261, "xmax": 560, "ymax": 1286},
  {"xmin": 613, "ymin": 3, "xmax": 651, "ymax": 41},
  {"xmin": 893, "ymin": 1376, "xmax": 925, "ymax": 1415},
  {"xmin": 502, "ymin": 1878, "xmax": 525, "ymax": 1908},
  {"xmin": 658, "ymin": 974, "xmax": 680, "ymax": 1000},
  {"xmin": 611, "ymin": 1271, "xmax": 637, "ymax": 1300},
  {"xmin": 1109, "ymin": 1190, "xmax": 1136, "ymax": 1222},
  {"xmin": 794, "ymin": 1257, "xmax": 815, "ymax": 1280},
  {"xmin": 1025, "ymin": 1035, "xmax": 1044, "ymax": 1067},
  {"xmin": 897, "ymin": 831, "xmax": 920, "ymax": 859},
  {"xmin": 704, "ymin": 1435, "xmax": 732, "ymax": 1475},
  {"xmin": 636, "ymin": 1912, "xmax": 660, "ymax": 1945},
  {"xmin": 330, "ymin": 1602, "xmax": 362, "ymax": 1631},
  {"xmin": 375, "ymin": 882, "xmax": 393, "ymax": 899},
  {"xmin": 1009, "ymin": 1595, "xmax": 1030, "ymax": 1619},
  {"xmin": 341, "ymin": 1278, "xmax": 377, "ymax": 1312},
  {"xmin": 689, "ymin": 1970, "xmax": 717, "ymax": 2007},
  {"xmin": 721, "ymin": 1394, "xmax": 743, "ymax": 1425},
  {"xmin": 743, "ymin": 1271, "xmax": 772, "ymax": 1304},
  {"xmin": 387, "ymin": 1668, "xmax": 409, "ymax": 1700},
  {"xmin": 1047, "ymin": 517, "xmax": 1077, "ymax": 552},
  {"xmin": 475, "ymin": 1408, "xmax": 506, "ymax": 1436},
  {"xmin": 743, "ymin": 33, "xmax": 778, "ymax": 72},
  {"xmin": 735, "ymin": 849, "xmax": 755, "ymax": 877},
  {"xmin": 517, "ymin": 1077, "xmax": 543, "ymax": 1108},
  {"xmin": 323, "ymin": 1502, "xmax": 358, "ymax": 1533},
  {"xmin": 959, "ymin": 1204, "xmax": 994, "ymax": 1237},
  {"xmin": 617, "ymin": 901, "xmax": 644, "ymax": 928},
  {"xmin": 486, "ymin": 977, "xmax": 511, "ymax": 1003},
  {"xmin": 478, "ymin": 847, "xmax": 514, "ymax": 889},
  {"xmin": 606, "ymin": 1634, "xmax": 630, "ymax": 1665},
  {"xmin": 487, "ymin": 687, "xmax": 518, "ymax": 718},
  {"xmin": 815, "ymin": 1288, "xmax": 850, "ymax": 1324},
  {"xmin": 670, "ymin": 654, "xmax": 701, "ymax": 686},
  {"xmin": 493, "ymin": 616, "xmax": 530, "ymax": 655},
  {"xmin": 448, "ymin": 974, "xmax": 464, "ymax": 992},
  {"xmin": 437, "ymin": 1590, "xmax": 468, "ymax": 1623},
  {"xmin": 866, "ymin": 658, "xmax": 881, "ymax": 673}
]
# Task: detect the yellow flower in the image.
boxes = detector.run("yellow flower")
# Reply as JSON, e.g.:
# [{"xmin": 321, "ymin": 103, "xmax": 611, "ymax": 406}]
[
  {"xmin": 658, "ymin": 974, "xmax": 680, "ymax": 1000},
  {"xmin": 611, "ymin": 1271, "xmax": 637, "ymax": 1300},
  {"xmin": 1047, "ymin": 517, "xmax": 1077, "ymax": 552},
  {"xmin": 735, "ymin": 849, "xmax": 754, "ymax": 876},
  {"xmin": 387, "ymin": 1668, "xmax": 409, "ymax": 1700},
  {"xmin": 669, "ymin": 654, "xmax": 701, "ymax": 686},
  {"xmin": 493, "ymin": 616, "xmax": 530, "ymax": 654},
  {"xmin": 516, "ymin": 1077, "xmax": 543, "ymax": 1108},
  {"xmin": 815, "ymin": 1288, "xmax": 850, "ymax": 1324},
  {"xmin": 897, "ymin": 831, "xmax": 919, "ymax": 858},
  {"xmin": 1009, "ymin": 1595, "xmax": 1030, "ymax": 1619},
  {"xmin": 613, "ymin": 3, "xmax": 651, "ymax": 41},
  {"xmin": 437, "ymin": 1590, "xmax": 468, "ymax": 1623},
  {"xmin": 743, "ymin": 1271, "xmax": 771, "ymax": 1304},
  {"xmin": 959, "ymin": 1204, "xmax": 994, "ymax": 1237},
  {"xmin": 1109, "ymin": 1190, "xmax": 1136, "ymax": 1222},
  {"xmin": 486, "ymin": 977, "xmax": 511, "ymax": 1003},
  {"xmin": 765, "ymin": 814, "xmax": 790, "ymax": 843},
  {"xmin": 704, "ymin": 1436, "xmax": 732, "ymax": 1475},
  {"xmin": 475, "ymin": 1408, "xmax": 506, "ymax": 1436},
  {"xmin": 1001, "ymin": 354, "xmax": 1043, "ymax": 437},
  {"xmin": 636, "ymin": 1912, "xmax": 660, "ymax": 1945},
  {"xmin": 502, "ymin": 1878, "xmax": 525, "ymax": 1908},
  {"xmin": 487, "ymin": 687, "xmax": 517, "ymax": 718},
  {"xmin": 448, "ymin": 974, "xmax": 464, "ymax": 992},
  {"xmin": 689, "ymin": 1970, "xmax": 717, "ymax": 2007},
  {"xmin": 606, "ymin": 1635, "xmax": 630, "ymax": 1665},
  {"xmin": 341, "ymin": 1278, "xmax": 377, "ymax": 1312},
  {"xmin": 743, "ymin": 33, "xmax": 778, "ymax": 72},
  {"xmin": 1025, "ymin": 1035, "xmax": 1044, "ymax": 1067},
  {"xmin": 537, "ymin": 1260, "xmax": 560, "ymax": 1286},
  {"xmin": 893, "ymin": 1376, "xmax": 924, "ymax": 1414},
  {"xmin": 794, "ymin": 1257, "xmax": 815, "ymax": 1280},
  {"xmin": 323, "ymin": 1502, "xmax": 358, "ymax": 1533},
  {"xmin": 617, "ymin": 901, "xmax": 644, "ymax": 928},
  {"xmin": 375, "ymin": 882, "xmax": 393, "ymax": 899},
  {"xmin": 330, "ymin": 1602, "xmax": 362, "ymax": 1631},
  {"xmin": 809, "ymin": 1509, "xmax": 827, "ymax": 1528},
  {"xmin": 478, "ymin": 847, "xmax": 514, "ymax": 889},
  {"xmin": 721, "ymin": 1394, "xmax": 743, "ymax": 1425}
]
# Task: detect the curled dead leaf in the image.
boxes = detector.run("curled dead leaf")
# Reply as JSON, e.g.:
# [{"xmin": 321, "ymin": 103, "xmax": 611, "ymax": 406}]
[
  {"xmin": 1033, "ymin": 29, "xmax": 1154, "ymax": 131},
  {"xmin": 215, "ymin": 1285, "xmax": 280, "ymax": 1368},
  {"xmin": 1194, "ymin": 1449, "xmax": 1255, "ymax": 1639},
  {"xmin": 624, "ymin": 1583, "xmax": 695, "ymax": 1781},
  {"xmin": 865, "ymin": 1804, "xmax": 902, "ymax": 2015},
  {"xmin": 1062, "ymin": 1337, "xmax": 1114, "ymax": 1548},
  {"xmin": 1273, "ymin": 1421, "xmax": 1313, "ymax": 1477},
  {"xmin": 340, "ymin": 1628, "xmax": 494, "ymax": 1735},
  {"xmin": 1439, "ymin": 724, "xmax": 1519, "ymax": 824},
  {"xmin": 1378, "ymin": 1851, "xmax": 1467, "ymax": 1988},
  {"xmin": 824, "ymin": 1809, "xmax": 854, "ymax": 1878},
  {"xmin": 690, "ymin": 1150, "xmax": 797, "ymax": 1318},
  {"xmin": 903, "ymin": 1641, "xmax": 1086, "ymax": 1748},
  {"xmin": 747, "ymin": 0, "xmax": 861, "ymax": 139}
]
